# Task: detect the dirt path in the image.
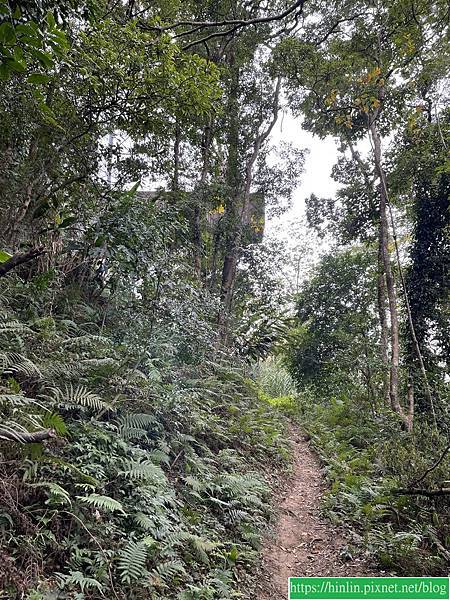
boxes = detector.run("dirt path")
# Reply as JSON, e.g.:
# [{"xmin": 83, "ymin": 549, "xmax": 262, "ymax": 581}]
[{"xmin": 257, "ymin": 425, "xmax": 380, "ymax": 599}]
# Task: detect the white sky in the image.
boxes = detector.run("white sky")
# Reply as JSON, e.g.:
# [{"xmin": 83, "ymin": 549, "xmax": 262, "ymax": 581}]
[{"xmin": 267, "ymin": 111, "xmax": 339, "ymax": 233}]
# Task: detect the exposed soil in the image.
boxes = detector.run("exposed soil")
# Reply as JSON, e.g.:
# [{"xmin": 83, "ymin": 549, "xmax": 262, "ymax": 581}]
[{"xmin": 257, "ymin": 425, "xmax": 381, "ymax": 599}]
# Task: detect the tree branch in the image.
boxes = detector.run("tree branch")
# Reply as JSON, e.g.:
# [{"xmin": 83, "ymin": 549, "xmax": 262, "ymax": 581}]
[
  {"xmin": 393, "ymin": 487, "xmax": 450, "ymax": 497},
  {"xmin": 0, "ymin": 428, "xmax": 56, "ymax": 443},
  {"xmin": 142, "ymin": 0, "xmax": 305, "ymax": 36},
  {"xmin": 0, "ymin": 247, "xmax": 45, "ymax": 278},
  {"xmin": 410, "ymin": 444, "xmax": 450, "ymax": 488}
]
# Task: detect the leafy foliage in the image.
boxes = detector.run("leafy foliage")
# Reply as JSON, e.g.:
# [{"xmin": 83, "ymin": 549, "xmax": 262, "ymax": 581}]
[
  {"xmin": 290, "ymin": 393, "xmax": 450, "ymax": 574},
  {"xmin": 0, "ymin": 269, "xmax": 287, "ymax": 597}
]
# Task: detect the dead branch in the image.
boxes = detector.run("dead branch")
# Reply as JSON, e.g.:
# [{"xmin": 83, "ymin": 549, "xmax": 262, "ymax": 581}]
[
  {"xmin": 393, "ymin": 487, "xmax": 450, "ymax": 497},
  {"xmin": 410, "ymin": 444, "xmax": 450, "ymax": 488},
  {"xmin": 0, "ymin": 247, "xmax": 45, "ymax": 278},
  {"xmin": 0, "ymin": 428, "xmax": 56, "ymax": 443}
]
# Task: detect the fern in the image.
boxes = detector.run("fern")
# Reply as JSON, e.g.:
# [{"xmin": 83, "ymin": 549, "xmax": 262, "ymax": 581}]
[
  {"xmin": 118, "ymin": 540, "xmax": 149, "ymax": 583},
  {"xmin": 31, "ymin": 482, "xmax": 72, "ymax": 506},
  {"xmin": 56, "ymin": 569, "xmax": 103, "ymax": 593},
  {"xmin": 184, "ymin": 475, "xmax": 205, "ymax": 493},
  {"xmin": 42, "ymin": 411, "xmax": 67, "ymax": 435},
  {"xmin": 147, "ymin": 449, "xmax": 170, "ymax": 466},
  {"xmin": 150, "ymin": 559, "xmax": 186, "ymax": 584},
  {"xmin": 118, "ymin": 413, "xmax": 158, "ymax": 430},
  {"xmin": 119, "ymin": 459, "xmax": 166, "ymax": 483},
  {"xmin": 0, "ymin": 393, "xmax": 37, "ymax": 407},
  {"xmin": 190, "ymin": 535, "xmax": 216, "ymax": 564},
  {"xmin": 61, "ymin": 334, "xmax": 113, "ymax": 349},
  {"xmin": 78, "ymin": 493, "xmax": 126, "ymax": 514},
  {"xmin": 54, "ymin": 384, "xmax": 110, "ymax": 412},
  {"xmin": 1, "ymin": 352, "xmax": 42, "ymax": 378},
  {"xmin": 133, "ymin": 512, "xmax": 157, "ymax": 532},
  {"xmin": 0, "ymin": 320, "xmax": 31, "ymax": 334}
]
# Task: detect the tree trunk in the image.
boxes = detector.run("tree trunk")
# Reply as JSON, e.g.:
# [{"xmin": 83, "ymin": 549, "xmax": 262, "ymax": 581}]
[
  {"xmin": 218, "ymin": 76, "xmax": 281, "ymax": 340},
  {"xmin": 371, "ymin": 121, "xmax": 402, "ymax": 419},
  {"xmin": 0, "ymin": 428, "xmax": 56, "ymax": 443},
  {"xmin": 218, "ymin": 48, "xmax": 241, "ymax": 339},
  {"xmin": 377, "ymin": 229, "xmax": 390, "ymax": 404},
  {"xmin": 193, "ymin": 117, "xmax": 213, "ymax": 278},
  {"xmin": 172, "ymin": 123, "xmax": 181, "ymax": 191}
]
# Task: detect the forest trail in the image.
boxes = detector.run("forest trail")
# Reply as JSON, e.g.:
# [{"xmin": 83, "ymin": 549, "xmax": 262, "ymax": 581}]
[{"xmin": 257, "ymin": 425, "xmax": 379, "ymax": 599}]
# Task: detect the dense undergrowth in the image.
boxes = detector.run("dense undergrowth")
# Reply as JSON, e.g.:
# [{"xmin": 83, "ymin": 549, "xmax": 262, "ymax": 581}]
[
  {"xmin": 0, "ymin": 275, "xmax": 289, "ymax": 599},
  {"xmin": 256, "ymin": 360, "xmax": 450, "ymax": 576}
]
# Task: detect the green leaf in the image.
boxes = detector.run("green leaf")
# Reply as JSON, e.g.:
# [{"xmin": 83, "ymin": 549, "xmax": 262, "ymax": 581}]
[
  {"xmin": 58, "ymin": 215, "xmax": 77, "ymax": 229},
  {"xmin": 46, "ymin": 11, "xmax": 56, "ymax": 29},
  {"xmin": 6, "ymin": 58, "xmax": 26, "ymax": 73},
  {"xmin": 31, "ymin": 482, "xmax": 72, "ymax": 506},
  {"xmin": 42, "ymin": 411, "xmax": 67, "ymax": 436},
  {"xmin": 0, "ymin": 22, "xmax": 16, "ymax": 45},
  {"xmin": 0, "ymin": 62, "xmax": 9, "ymax": 79},
  {"xmin": 0, "ymin": 250, "xmax": 12, "ymax": 263},
  {"xmin": 27, "ymin": 73, "xmax": 50, "ymax": 84},
  {"xmin": 29, "ymin": 48, "xmax": 53, "ymax": 68}
]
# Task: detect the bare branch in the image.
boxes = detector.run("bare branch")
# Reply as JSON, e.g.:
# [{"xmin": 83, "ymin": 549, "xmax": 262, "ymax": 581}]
[
  {"xmin": 393, "ymin": 487, "xmax": 450, "ymax": 497},
  {"xmin": 0, "ymin": 428, "xmax": 56, "ymax": 443},
  {"xmin": 0, "ymin": 247, "xmax": 45, "ymax": 278},
  {"xmin": 410, "ymin": 445, "xmax": 450, "ymax": 488},
  {"xmin": 141, "ymin": 0, "xmax": 306, "ymax": 38}
]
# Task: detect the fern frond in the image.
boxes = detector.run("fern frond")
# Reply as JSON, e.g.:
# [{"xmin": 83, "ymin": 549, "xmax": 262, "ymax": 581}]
[
  {"xmin": 118, "ymin": 540, "xmax": 148, "ymax": 583},
  {"xmin": 119, "ymin": 426, "xmax": 148, "ymax": 441},
  {"xmin": 31, "ymin": 481, "xmax": 72, "ymax": 506},
  {"xmin": 225, "ymin": 509, "xmax": 247, "ymax": 524},
  {"xmin": 133, "ymin": 512, "xmax": 157, "ymax": 532},
  {"xmin": 150, "ymin": 559, "xmax": 186, "ymax": 584},
  {"xmin": 119, "ymin": 459, "xmax": 166, "ymax": 483},
  {"xmin": 1, "ymin": 353, "xmax": 41, "ymax": 378},
  {"xmin": 78, "ymin": 493, "xmax": 126, "ymax": 514},
  {"xmin": 190, "ymin": 535, "xmax": 216, "ymax": 564},
  {"xmin": 42, "ymin": 411, "xmax": 67, "ymax": 435},
  {"xmin": 54, "ymin": 384, "xmax": 110, "ymax": 412},
  {"xmin": 118, "ymin": 413, "xmax": 158, "ymax": 430},
  {"xmin": 147, "ymin": 449, "xmax": 170, "ymax": 466},
  {"xmin": 0, "ymin": 320, "xmax": 30, "ymax": 334},
  {"xmin": 62, "ymin": 334, "xmax": 112, "ymax": 350},
  {"xmin": 0, "ymin": 393, "xmax": 36, "ymax": 407},
  {"xmin": 55, "ymin": 570, "xmax": 103, "ymax": 592},
  {"xmin": 56, "ymin": 319, "xmax": 80, "ymax": 335},
  {"xmin": 184, "ymin": 476, "xmax": 205, "ymax": 493}
]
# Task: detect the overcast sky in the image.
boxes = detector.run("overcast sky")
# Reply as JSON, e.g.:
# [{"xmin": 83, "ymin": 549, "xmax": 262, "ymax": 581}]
[{"xmin": 267, "ymin": 111, "xmax": 339, "ymax": 233}]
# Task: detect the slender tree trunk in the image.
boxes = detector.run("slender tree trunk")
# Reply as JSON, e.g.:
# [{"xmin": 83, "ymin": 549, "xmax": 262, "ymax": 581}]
[
  {"xmin": 208, "ymin": 216, "xmax": 223, "ymax": 292},
  {"xmin": 347, "ymin": 139, "xmax": 390, "ymax": 403},
  {"xmin": 406, "ymin": 380, "xmax": 414, "ymax": 433},
  {"xmin": 172, "ymin": 123, "xmax": 181, "ymax": 191},
  {"xmin": 193, "ymin": 117, "xmax": 213, "ymax": 278},
  {"xmin": 5, "ymin": 138, "xmax": 40, "ymax": 246},
  {"xmin": 371, "ymin": 121, "xmax": 402, "ymax": 418},
  {"xmin": 377, "ymin": 230, "xmax": 390, "ymax": 404}
]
